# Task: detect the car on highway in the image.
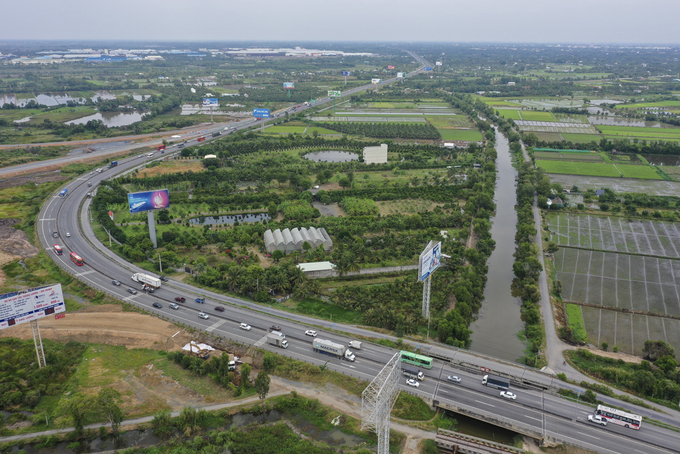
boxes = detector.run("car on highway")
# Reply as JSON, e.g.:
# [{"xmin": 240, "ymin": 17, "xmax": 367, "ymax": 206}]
[
  {"xmin": 66, "ymin": 232, "xmax": 71, "ymax": 237},
  {"xmin": 88, "ymin": 182, "xmax": 93, "ymax": 187},
  {"xmin": 214, "ymin": 306, "xmax": 225, "ymax": 312},
  {"xmin": 195, "ymin": 297, "xmax": 206, "ymax": 303},
  {"xmin": 127, "ymin": 288, "xmax": 137, "ymax": 295},
  {"xmin": 175, "ymin": 297, "xmax": 186, "ymax": 303},
  {"xmin": 305, "ymin": 330, "xmax": 317, "ymax": 337},
  {"xmin": 270, "ymin": 325, "xmax": 282, "ymax": 332},
  {"xmin": 152, "ymin": 302, "xmax": 163, "ymax": 309},
  {"xmin": 112, "ymin": 280, "xmax": 121, "ymax": 286},
  {"xmin": 169, "ymin": 303, "xmax": 180, "ymax": 310},
  {"xmin": 446, "ymin": 375, "xmax": 461, "ymax": 383},
  {"xmin": 53, "ymin": 232, "xmax": 59, "ymax": 238},
  {"xmin": 240, "ymin": 323, "xmax": 251, "ymax": 331},
  {"xmin": 500, "ymin": 391, "xmax": 516, "ymax": 400},
  {"xmin": 160, "ymin": 276, "xmax": 169, "ymax": 282},
  {"xmin": 143, "ymin": 286, "xmax": 155, "ymax": 293},
  {"xmin": 406, "ymin": 379, "xmax": 419, "ymax": 388},
  {"xmin": 198, "ymin": 312, "xmax": 209, "ymax": 320},
  {"xmin": 588, "ymin": 415, "xmax": 607, "ymax": 426}
]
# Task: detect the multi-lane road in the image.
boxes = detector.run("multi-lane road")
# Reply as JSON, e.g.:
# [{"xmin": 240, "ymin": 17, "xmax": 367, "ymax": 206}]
[{"xmin": 29, "ymin": 55, "xmax": 680, "ymax": 454}]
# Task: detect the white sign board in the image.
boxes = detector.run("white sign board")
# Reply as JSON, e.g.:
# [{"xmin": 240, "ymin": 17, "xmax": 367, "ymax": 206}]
[
  {"xmin": 418, "ymin": 241, "xmax": 441, "ymax": 282},
  {"xmin": 0, "ymin": 284, "xmax": 65, "ymax": 330},
  {"xmin": 397, "ymin": 72, "xmax": 404, "ymax": 78},
  {"xmin": 436, "ymin": 61, "xmax": 442, "ymax": 66}
]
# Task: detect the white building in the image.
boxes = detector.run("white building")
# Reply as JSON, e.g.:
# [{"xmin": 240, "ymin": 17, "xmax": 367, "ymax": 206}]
[
  {"xmin": 363, "ymin": 144, "xmax": 388, "ymax": 164},
  {"xmin": 264, "ymin": 227, "xmax": 333, "ymax": 254}
]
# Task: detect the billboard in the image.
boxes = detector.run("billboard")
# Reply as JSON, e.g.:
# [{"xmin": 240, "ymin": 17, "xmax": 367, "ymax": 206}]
[
  {"xmin": 387, "ymin": 65, "xmax": 395, "ymax": 70},
  {"xmin": 341, "ymin": 71, "xmax": 350, "ymax": 76},
  {"xmin": 424, "ymin": 66, "xmax": 432, "ymax": 71},
  {"xmin": 0, "ymin": 284, "xmax": 65, "ymax": 330},
  {"xmin": 436, "ymin": 61, "xmax": 442, "ymax": 66},
  {"xmin": 253, "ymin": 108, "xmax": 271, "ymax": 118},
  {"xmin": 397, "ymin": 72, "xmax": 405, "ymax": 78},
  {"xmin": 203, "ymin": 98, "xmax": 219, "ymax": 106},
  {"xmin": 327, "ymin": 90, "xmax": 341, "ymax": 98},
  {"xmin": 418, "ymin": 241, "xmax": 441, "ymax": 282},
  {"xmin": 371, "ymin": 78, "xmax": 381, "ymax": 84},
  {"xmin": 283, "ymin": 82, "xmax": 295, "ymax": 89},
  {"xmin": 128, "ymin": 189, "xmax": 170, "ymax": 214}
]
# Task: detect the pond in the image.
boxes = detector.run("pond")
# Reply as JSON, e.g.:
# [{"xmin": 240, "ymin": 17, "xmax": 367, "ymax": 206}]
[
  {"xmin": 65, "ymin": 111, "xmax": 147, "ymax": 127},
  {"xmin": 189, "ymin": 213, "xmax": 270, "ymax": 225},
  {"xmin": 304, "ymin": 151, "xmax": 359, "ymax": 162},
  {"xmin": 642, "ymin": 154, "xmax": 680, "ymax": 166},
  {"xmin": 587, "ymin": 116, "xmax": 658, "ymax": 127}
]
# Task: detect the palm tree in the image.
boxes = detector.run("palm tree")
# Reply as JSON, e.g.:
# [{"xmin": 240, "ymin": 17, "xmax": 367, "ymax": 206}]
[{"xmin": 226, "ymin": 266, "xmax": 243, "ymax": 292}]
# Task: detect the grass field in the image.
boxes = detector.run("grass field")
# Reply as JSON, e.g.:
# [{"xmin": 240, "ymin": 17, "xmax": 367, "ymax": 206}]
[
  {"xmin": 561, "ymin": 133, "xmax": 602, "ymax": 143},
  {"xmin": 473, "ymin": 96, "xmax": 523, "ymax": 107},
  {"xmin": 426, "ymin": 116, "xmax": 472, "ymax": 128},
  {"xmin": 597, "ymin": 125, "xmax": 680, "ymax": 140},
  {"xmin": 266, "ymin": 126, "xmax": 308, "ymax": 133},
  {"xmin": 136, "ymin": 161, "xmax": 205, "ymax": 178},
  {"xmin": 438, "ymin": 129, "xmax": 484, "ymax": 141},
  {"xmin": 566, "ymin": 304, "xmax": 588, "ymax": 343},
  {"xmin": 617, "ymin": 100, "xmax": 680, "ymax": 109},
  {"xmin": 537, "ymin": 160, "xmax": 622, "ymax": 177},
  {"xmin": 617, "ymin": 164, "xmax": 663, "ymax": 180},
  {"xmin": 497, "ymin": 110, "xmax": 522, "ymax": 120},
  {"xmin": 534, "ymin": 132, "xmax": 564, "ymax": 142},
  {"xmin": 520, "ymin": 111, "xmax": 556, "ymax": 122}
]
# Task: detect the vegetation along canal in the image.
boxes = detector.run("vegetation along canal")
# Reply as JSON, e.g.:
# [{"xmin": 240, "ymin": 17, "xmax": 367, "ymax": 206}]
[{"xmin": 469, "ymin": 129, "xmax": 526, "ymax": 361}]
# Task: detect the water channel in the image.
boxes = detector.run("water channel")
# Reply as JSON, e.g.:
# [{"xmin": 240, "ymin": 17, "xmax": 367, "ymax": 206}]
[{"xmin": 469, "ymin": 128, "xmax": 526, "ymax": 362}]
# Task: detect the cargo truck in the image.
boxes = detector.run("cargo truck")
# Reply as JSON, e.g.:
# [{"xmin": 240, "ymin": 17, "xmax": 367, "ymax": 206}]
[
  {"xmin": 131, "ymin": 273, "xmax": 162, "ymax": 289},
  {"xmin": 108, "ymin": 161, "xmax": 118, "ymax": 168},
  {"xmin": 403, "ymin": 367, "xmax": 424, "ymax": 381},
  {"xmin": 59, "ymin": 189, "xmax": 68, "ymax": 198},
  {"xmin": 267, "ymin": 332, "xmax": 289, "ymax": 349},
  {"xmin": 313, "ymin": 339, "xmax": 355, "ymax": 362},
  {"xmin": 348, "ymin": 340, "xmax": 362, "ymax": 350},
  {"xmin": 481, "ymin": 374, "xmax": 510, "ymax": 390}
]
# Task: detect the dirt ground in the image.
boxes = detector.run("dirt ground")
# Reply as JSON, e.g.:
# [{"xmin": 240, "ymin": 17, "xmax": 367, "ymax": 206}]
[
  {"xmin": 0, "ymin": 170, "xmax": 70, "ymax": 190},
  {"xmin": 579, "ymin": 346, "xmax": 643, "ymax": 364},
  {"xmin": 135, "ymin": 161, "xmax": 204, "ymax": 179},
  {"xmin": 0, "ymin": 218, "xmax": 40, "ymax": 286}
]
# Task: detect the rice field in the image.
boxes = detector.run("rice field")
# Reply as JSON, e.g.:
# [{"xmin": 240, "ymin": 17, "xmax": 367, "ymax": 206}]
[
  {"xmin": 519, "ymin": 111, "xmax": 556, "ymax": 122},
  {"xmin": 438, "ymin": 129, "xmax": 484, "ymax": 141}
]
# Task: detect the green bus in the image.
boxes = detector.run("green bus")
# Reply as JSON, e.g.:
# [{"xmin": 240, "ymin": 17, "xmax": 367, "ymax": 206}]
[{"xmin": 400, "ymin": 351, "xmax": 433, "ymax": 369}]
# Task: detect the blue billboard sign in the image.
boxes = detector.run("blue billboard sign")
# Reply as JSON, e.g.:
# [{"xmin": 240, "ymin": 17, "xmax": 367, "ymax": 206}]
[
  {"xmin": 253, "ymin": 108, "xmax": 271, "ymax": 119},
  {"xmin": 424, "ymin": 66, "xmax": 432, "ymax": 71},
  {"xmin": 283, "ymin": 82, "xmax": 295, "ymax": 89},
  {"xmin": 203, "ymin": 98, "xmax": 219, "ymax": 106},
  {"xmin": 341, "ymin": 71, "xmax": 350, "ymax": 76},
  {"xmin": 128, "ymin": 189, "xmax": 170, "ymax": 214}
]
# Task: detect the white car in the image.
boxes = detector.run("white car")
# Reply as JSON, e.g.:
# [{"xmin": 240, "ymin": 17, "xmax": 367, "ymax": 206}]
[
  {"xmin": 500, "ymin": 391, "xmax": 516, "ymax": 400},
  {"xmin": 588, "ymin": 415, "xmax": 607, "ymax": 426},
  {"xmin": 406, "ymin": 379, "xmax": 419, "ymax": 388},
  {"xmin": 305, "ymin": 330, "xmax": 317, "ymax": 337},
  {"xmin": 66, "ymin": 232, "xmax": 71, "ymax": 237},
  {"xmin": 447, "ymin": 375, "xmax": 461, "ymax": 383},
  {"xmin": 169, "ymin": 303, "xmax": 179, "ymax": 310},
  {"xmin": 240, "ymin": 323, "xmax": 251, "ymax": 331},
  {"xmin": 198, "ymin": 312, "xmax": 209, "ymax": 320}
]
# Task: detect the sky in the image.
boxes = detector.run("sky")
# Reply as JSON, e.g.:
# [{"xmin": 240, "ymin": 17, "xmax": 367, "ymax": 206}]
[{"xmin": 2, "ymin": 0, "xmax": 680, "ymax": 44}]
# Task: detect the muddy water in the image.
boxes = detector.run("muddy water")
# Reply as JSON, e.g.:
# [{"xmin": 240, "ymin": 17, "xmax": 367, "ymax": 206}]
[
  {"xmin": 65, "ymin": 111, "xmax": 146, "ymax": 127},
  {"xmin": 469, "ymin": 129, "xmax": 526, "ymax": 362}
]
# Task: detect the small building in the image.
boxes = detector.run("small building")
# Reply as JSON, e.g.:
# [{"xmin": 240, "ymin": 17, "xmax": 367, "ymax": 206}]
[
  {"xmin": 297, "ymin": 261, "xmax": 336, "ymax": 278},
  {"xmin": 363, "ymin": 144, "xmax": 388, "ymax": 164},
  {"xmin": 595, "ymin": 190, "xmax": 605, "ymax": 197},
  {"xmin": 507, "ymin": 81, "xmax": 516, "ymax": 86},
  {"xmin": 264, "ymin": 226, "xmax": 333, "ymax": 254}
]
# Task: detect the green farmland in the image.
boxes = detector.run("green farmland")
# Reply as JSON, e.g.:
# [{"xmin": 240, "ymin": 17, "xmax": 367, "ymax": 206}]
[
  {"xmin": 536, "ymin": 161, "xmax": 622, "ymax": 177},
  {"xmin": 497, "ymin": 110, "xmax": 522, "ymax": 120},
  {"xmin": 439, "ymin": 129, "xmax": 484, "ymax": 141},
  {"xmin": 617, "ymin": 164, "xmax": 662, "ymax": 180},
  {"xmin": 597, "ymin": 125, "xmax": 680, "ymax": 140},
  {"xmin": 519, "ymin": 111, "xmax": 556, "ymax": 122}
]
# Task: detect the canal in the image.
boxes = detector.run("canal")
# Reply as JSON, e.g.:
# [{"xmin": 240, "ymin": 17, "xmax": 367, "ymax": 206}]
[{"xmin": 469, "ymin": 128, "xmax": 526, "ymax": 362}]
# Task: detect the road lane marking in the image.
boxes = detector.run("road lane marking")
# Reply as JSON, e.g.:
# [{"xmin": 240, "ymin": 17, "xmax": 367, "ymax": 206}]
[
  {"xmin": 76, "ymin": 270, "xmax": 95, "ymax": 276},
  {"xmin": 576, "ymin": 431, "xmax": 599, "ymax": 440},
  {"xmin": 40, "ymin": 218, "xmax": 56, "ymax": 221},
  {"xmin": 474, "ymin": 400, "xmax": 495, "ymax": 408},
  {"xmin": 206, "ymin": 319, "xmax": 226, "ymax": 333},
  {"xmin": 253, "ymin": 336, "xmax": 268, "ymax": 347},
  {"xmin": 523, "ymin": 415, "xmax": 542, "ymax": 422}
]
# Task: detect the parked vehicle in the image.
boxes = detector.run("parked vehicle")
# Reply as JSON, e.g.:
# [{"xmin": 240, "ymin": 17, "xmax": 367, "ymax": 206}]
[
  {"xmin": 482, "ymin": 374, "xmax": 510, "ymax": 391},
  {"xmin": 312, "ymin": 339, "xmax": 355, "ymax": 361},
  {"xmin": 348, "ymin": 340, "xmax": 362, "ymax": 350},
  {"xmin": 267, "ymin": 332, "xmax": 288, "ymax": 348},
  {"xmin": 131, "ymin": 273, "xmax": 161, "ymax": 289},
  {"xmin": 175, "ymin": 297, "xmax": 186, "ymax": 303},
  {"xmin": 403, "ymin": 367, "xmax": 424, "ymax": 381}
]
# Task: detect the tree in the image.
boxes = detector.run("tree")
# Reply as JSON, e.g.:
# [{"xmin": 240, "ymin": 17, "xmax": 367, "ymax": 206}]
[
  {"xmin": 96, "ymin": 388, "xmax": 124, "ymax": 434},
  {"xmin": 643, "ymin": 340, "xmax": 675, "ymax": 361},
  {"xmin": 254, "ymin": 371, "xmax": 271, "ymax": 401},
  {"xmin": 262, "ymin": 353, "xmax": 277, "ymax": 372},
  {"xmin": 338, "ymin": 176, "xmax": 351, "ymax": 188},
  {"xmin": 240, "ymin": 363, "xmax": 252, "ymax": 388},
  {"xmin": 57, "ymin": 393, "xmax": 91, "ymax": 434},
  {"xmin": 272, "ymin": 249, "xmax": 284, "ymax": 263}
]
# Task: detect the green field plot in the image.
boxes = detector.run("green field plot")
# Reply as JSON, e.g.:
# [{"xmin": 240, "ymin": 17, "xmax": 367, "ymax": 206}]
[
  {"xmin": 616, "ymin": 164, "xmax": 662, "ymax": 180},
  {"xmin": 306, "ymin": 126, "xmax": 341, "ymax": 135},
  {"xmin": 566, "ymin": 304, "xmax": 588, "ymax": 343},
  {"xmin": 265, "ymin": 126, "xmax": 308, "ymax": 134},
  {"xmin": 537, "ymin": 160, "xmax": 621, "ymax": 177},
  {"xmin": 534, "ymin": 152, "xmax": 561, "ymax": 159},
  {"xmin": 561, "ymin": 133, "xmax": 602, "ymax": 143},
  {"xmin": 474, "ymin": 96, "xmax": 523, "ymax": 107},
  {"xmin": 581, "ymin": 306, "xmax": 603, "ymax": 345},
  {"xmin": 369, "ymin": 102, "xmax": 396, "ymax": 108},
  {"xmin": 520, "ymin": 111, "xmax": 556, "ymax": 122},
  {"xmin": 437, "ymin": 129, "xmax": 484, "ymax": 141},
  {"xmin": 497, "ymin": 110, "xmax": 522, "ymax": 120},
  {"xmin": 617, "ymin": 100, "xmax": 680, "ymax": 109},
  {"xmin": 553, "ymin": 114, "xmax": 590, "ymax": 124},
  {"xmin": 426, "ymin": 116, "xmax": 472, "ymax": 128},
  {"xmin": 598, "ymin": 125, "xmax": 680, "ymax": 139},
  {"xmin": 534, "ymin": 132, "xmax": 564, "ymax": 142}
]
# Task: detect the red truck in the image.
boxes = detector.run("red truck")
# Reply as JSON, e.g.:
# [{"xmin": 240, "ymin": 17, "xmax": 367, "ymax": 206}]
[
  {"xmin": 157, "ymin": 145, "xmax": 166, "ymax": 151},
  {"xmin": 197, "ymin": 137, "xmax": 206, "ymax": 142}
]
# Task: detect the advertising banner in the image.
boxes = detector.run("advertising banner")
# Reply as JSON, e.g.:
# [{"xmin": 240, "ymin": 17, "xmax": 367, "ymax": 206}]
[
  {"xmin": 341, "ymin": 71, "xmax": 350, "ymax": 76},
  {"xmin": 327, "ymin": 90, "xmax": 342, "ymax": 98},
  {"xmin": 418, "ymin": 241, "xmax": 441, "ymax": 282},
  {"xmin": 436, "ymin": 61, "xmax": 442, "ymax": 66},
  {"xmin": 128, "ymin": 189, "xmax": 170, "ymax": 214},
  {"xmin": 371, "ymin": 78, "xmax": 381, "ymax": 84},
  {"xmin": 283, "ymin": 82, "xmax": 295, "ymax": 89},
  {"xmin": 387, "ymin": 65, "xmax": 395, "ymax": 70},
  {"xmin": 0, "ymin": 284, "xmax": 65, "ymax": 330},
  {"xmin": 253, "ymin": 108, "xmax": 271, "ymax": 119},
  {"xmin": 202, "ymin": 98, "xmax": 219, "ymax": 106},
  {"xmin": 397, "ymin": 72, "xmax": 405, "ymax": 78},
  {"xmin": 424, "ymin": 66, "xmax": 432, "ymax": 71}
]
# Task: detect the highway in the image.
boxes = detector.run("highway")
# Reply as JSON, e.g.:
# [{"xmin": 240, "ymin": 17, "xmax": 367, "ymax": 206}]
[{"xmin": 33, "ymin": 56, "xmax": 680, "ymax": 454}]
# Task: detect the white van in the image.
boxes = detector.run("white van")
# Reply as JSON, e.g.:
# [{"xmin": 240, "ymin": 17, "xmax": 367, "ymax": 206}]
[
  {"xmin": 270, "ymin": 330, "xmax": 286, "ymax": 339},
  {"xmin": 147, "ymin": 153, "xmax": 154, "ymax": 157}
]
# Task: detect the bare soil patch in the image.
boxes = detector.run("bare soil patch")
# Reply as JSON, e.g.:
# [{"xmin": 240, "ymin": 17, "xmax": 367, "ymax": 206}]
[
  {"xmin": 135, "ymin": 161, "xmax": 204, "ymax": 178},
  {"xmin": 312, "ymin": 202, "xmax": 344, "ymax": 217},
  {"xmin": 0, "ymin": 219, "xmax": 40, "ymax": 278},
  {"xmin": 582, "ymin": 347, "xmax": 643, "ymax": 364},
  {"xmin": 0, "ymin": 170, "xmax": 70, "ymax": 190},
  {"xmin": 377, "ymin": 199, "xmax": 444, "ymax": 216}
]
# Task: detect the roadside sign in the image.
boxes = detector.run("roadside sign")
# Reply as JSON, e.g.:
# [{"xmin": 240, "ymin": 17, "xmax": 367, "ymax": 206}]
[
  {"xmin": 341, "ymin": 71, "xmax": 350, "ymax": 76},
  {"xmin": 283, "ymin": 82, "xmax": 294, "ymax": 89},
  {"xmin": 481, "ymin": 367, "xmax": 490, "ymax": 373},
  {"xmin": 202, "ymin": 98, "xmax": 218, "ymax": 106},
  {"xmin": 387, "ymin": 65, "xmax": 395, "ymax": 70},
  {"xmin": 253, "ymin": 108, "xmax": 270, "ymax": 119},
  {"xmin": 310, "ymin": 99, "xmax": 316, "ymax": 104},
  {"xmin": 425, "ymin": 66, "xmax": 432, "ymax": 71},
  {"xmin": 328, "ymin": 90, "xmax": 341, "ymax": 98}
]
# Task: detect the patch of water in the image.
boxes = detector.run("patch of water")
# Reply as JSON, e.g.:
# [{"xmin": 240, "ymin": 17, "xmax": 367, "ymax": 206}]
[
  {"xmin": 66, "ymin": 111, "xmax": 146, "ymax": 127},
  {"xmin": 587, "ymin": 116, "xmax": 653, "ymax": 127},
  {"xmin": 304, "ymin": 151, "xmax": 359, "ymax": 162},
  {"xmin": 642, "ymin": 154, "xmax": 680, "ymax": 166},
  {"xmin": 189, "ymin": 213, "xmax": 270, "ymax": 225}
]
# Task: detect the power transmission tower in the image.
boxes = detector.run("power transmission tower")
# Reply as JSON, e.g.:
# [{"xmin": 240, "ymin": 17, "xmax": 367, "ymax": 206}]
[{"xmin": 362, "ymin": 352, "xmax": 401, "ymax": 454}]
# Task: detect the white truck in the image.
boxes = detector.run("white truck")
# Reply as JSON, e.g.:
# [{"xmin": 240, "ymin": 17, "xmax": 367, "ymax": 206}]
[
  {"xmin": 267, "ymin": 332, "xmax": 289, "ymax": 349},
  {"xmin": 131, "ymin": 273, "xmax": 161, "ymax": 289},
  {"xmin": 313, "ymin": 339, "xmax": 355, "ymax": 362},
  {"xmin": 348, "ymin": 340, "xmax": 362, "ymax": 350}
]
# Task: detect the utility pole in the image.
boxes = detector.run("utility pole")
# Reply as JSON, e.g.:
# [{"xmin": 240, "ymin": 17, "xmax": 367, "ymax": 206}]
[{"xmin": 159, "ymin": 253, "xmax": 163, "ymax": 273}]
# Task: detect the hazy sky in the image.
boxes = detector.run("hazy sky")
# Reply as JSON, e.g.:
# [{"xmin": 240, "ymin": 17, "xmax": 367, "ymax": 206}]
[{"xmin": 3, "ymin": 0, "xmax": 680, "ymax": 44}]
